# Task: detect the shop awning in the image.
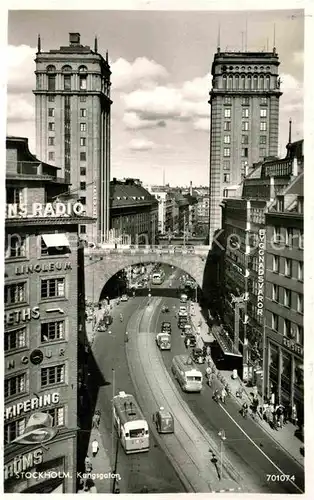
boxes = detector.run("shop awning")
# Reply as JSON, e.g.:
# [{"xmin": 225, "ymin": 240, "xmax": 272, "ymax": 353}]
[
  {"xmin": 212, "ymin": 325, "xmax": 242, "ymax": 357},
  {"xmin": 42, "ymin": 233, "xmax": 70, "ymax": 248}
]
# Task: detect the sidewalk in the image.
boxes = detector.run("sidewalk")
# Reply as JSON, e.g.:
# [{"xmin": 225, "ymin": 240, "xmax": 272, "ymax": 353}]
[
  {"xmin": 78, "ymin": 428, "xmax": 112, "ymax": 493},
  {"xmin": 189, "ymin": 302, "xmax": 304, "ymax": 469}
]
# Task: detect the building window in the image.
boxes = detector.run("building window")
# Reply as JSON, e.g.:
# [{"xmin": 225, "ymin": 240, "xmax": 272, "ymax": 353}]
[
  {"xmin": 241, "ymin": 148, "xmax": 248, "ymax": 158},
  {"xmin": 80, "ymin": 108, "xmax": 87, "ymax": 118},
  {"xmin": 80, "ymin": 167, "xmax": 86, "ymax": 176},
  {"xmin": 260, "ymin": 135, "xmax": 267, "ymax": 144},
  {"xmin": 260, "ymin": 108, "xmax": 267, "ymax": 118},
  {"xmin": 48, "ymin": 108, "xmax": 55, "ymax": 117},
  {"xmin": 48, "ymin": 137, "xmax": 55, "ymax": 146},
  {"xmin": 80, "ymin": 225, "xmax": 87, "ymax": 234},
  {"xmin": 223, "ymin": 160, "xmax": 230, "ymax": 171},
  {"xmin": 41, "ymin": 321, "xmax": 65, "ymax": 343},
  {"xmin": 272, "ymin": 255, "xmax": 279, "ymax": 272},
  {"xmin": 4, "ymin": 418, "xmax": 26, "ymax": 444},
  {"xmin": 63, "ymin": 75, "xmax": 71, "ymax": 90},
  {"xmin": 80, "ymin": 123, "xmax": 86, "ymax": 132},
  {"xmin": 222, "ymin": 75, "xmax": 227, "ymax": 89},
  {"xmin": 80, "ymin": 197, "xmax": 86, "ymax": 205},
  {"xmin": 297, "ymin": 294, "xmax": 303, "ymax": 314},
  {"xmin": 80, "ymin": 95, "xmax": 87, "ymax": 102},
  {"xmin": 284, "ymin": 319, "xmax": 291, "ymax": 337},
  {"xmin": 5, "ymin": 282, "xmax": 26, "ymax": 306},
  {"xmin": 5, "ymin": 234, "xmax": 27, "ymax": 259},
  {"xmin": 272, "ymin": 284, "xmax": 279, "ymax": 302},
  {"xmin": 273, "ymin": 226, "xmax": 281, "ymax": 244},
  {"xmin": 224, "ymin": 135, "xmax": 231, "ymax": 144},
  {"xmin": 48, "ymin": 122, "xmax": 55, "ymax": 131},
  {"xmin": 296, "ymin": 325, "xmax": 304, "ymax": 345},
  {"xmin": 80, "ymin": 75, "xmax": 87, "ymax": 90},
  {"xmin": 80, "ymin": 152, "xmax": 87, "ymax": 161},
  {"xmin": 5, "ymin": 373, "xmax": 27, "ymax": 398},
  {"xmin": 284, "ymin": 258, "xmax": 292, "ymax": 277},
  {"xmin": 44, "ymin": 407, "xmax": 65, "ymax": 427},
  {"xmin": 260, "ymin": 122, "xmax": 267, "ymax": 131},
  {"xmin": 5, "ymin": 327, "xmax": 27, "ymax": 352},
  {"xmin": 224, "ymin": 108, "xmax": 231, "ymax": 118},
  {"xmin": 41, "ymin": 365, "xmax": 65, "ymax": 387},
  {"xmin": 271, "ymin": 313, "xmax": 279, "ymax": 331},
  {"xmin": 80, "ymin": 181, "xmax": 86, "ymax": 190},
  {"xmin": 48, "ymin": 75, "xmax": 56, "ymax": 91},
  {"xmin": 223, "ymin": 148, "xmax": 230, "ymax": 157},
  {"xmin": 224, "ymin": 97, "xmax": 231, "ymax": 104},
  {"xmin": 266, "ymin": 75, "xmax": 270, "ymax": 89},
  {"xmin": 299, "ymin": 231, "xmax": 304, "ymax": 249},
  {"xmin": 223, "ymin": 173, "xmax": 230, "ymax": 183},
  {"xmin": 259, "ymin": 148, "xmax": 266, "ymax": 158},
  {"xmin": 41, "ymin": 278, "xmax": 65, "ymax": 299},
  {"xmin": 80, "ymin": 137, "xmax": 86, "ymax": 146},
  {"xmin": 241, "ymin": 135, "xmax": 249, "ymax": 145},
  {"xmin": 297, "ymin": 197, "xmax": 304, "ymax": 213},
  {"xmin": 260, "ymin": 97, "xmax": 267, "ymax": 105},
  {"xmin": 242, "ymin": 122, "xmax": 249, "ymax": 131},
  {"xmin": 298, "ymin": 262, "xmax": 303, "ymax": 281},
  {"xmin": 48, "ymin": 152, "xmax": 55, "ymax": 161},
  {"xmin": 242, "ymin": 97, "xmax": 250, "ymax": 105},
  {"xmin": 242, "ymin": 108, "xmax": 249, "ymax": 118},
  {"xmin": 224, "ymin": 121, "xmax": 231, "ymax": 131},
  {"xmin": 284, "ymin": 288, "xmax": 291, "ymax": 307},
  {"xmin": 48, "ymin": 95, "xmax": 55, "ymax": 102},
  {"xmin": 285, "ymin": 227, "xmax": 293, "ymax": 246}
]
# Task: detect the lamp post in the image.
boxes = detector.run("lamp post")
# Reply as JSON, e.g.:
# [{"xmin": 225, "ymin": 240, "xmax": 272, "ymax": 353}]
[{"xmin": 218, "ymin": 429, "xmax": 226, "ymax": 480}]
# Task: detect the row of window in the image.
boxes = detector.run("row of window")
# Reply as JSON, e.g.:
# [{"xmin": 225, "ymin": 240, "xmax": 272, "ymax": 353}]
[
  {"xmin": 223, "ymin": 134, "xmax": 267, "ymax": 145},
  {"xmin": 46, "ymin": 151, "xmax": 88, "ymax": 162},
  {"xmin": 271, "ymin": 284, "xmax": 303, "ymax": 312},
  {"xmin": 48, "ymin": 107, "xmax": 87, "ymax": 118},
  {"xmin": 48, "ymin": 74, "xmax": 87, "ymax": 92},
  {"xmin": 224, "ymin": 107, "xmax": 267, "ymax": 119},
  {"xmin": 221, "ymin": 74, "xmax": 272, "ymax": 91},
  {"xmin": 271, "ymin": 314, "xmax": 303, "ymax": 344},
  {"xmin": 48, "ymin": 95, "xmax": 87, "ymax": 103},
  {"xmin": 5, "ymin": 278, "xmax": 65, "ymax": 306},
  {"xmin": 4, "ymin": 406, "xmax": 65, "ymax": 444},
  {"xmin": 5, "ymin": 364, "xmax": 65, "ymax": 399},
  {"xmin": 49, "ymin": 136, "xmax": 87, "ymax": 147},
  {"xmin": 224, "ymin": 96, "xmax": 268, "ymax": 106},
  {"xmin": 272, "ymin": 256, "xmax": 303, "ymax": 280},
  {"xmin": 5, "ymin": 321, "xmax": 65, "ymax": 353},
  {"xmin": 273, "ymin": 227, "xmax": 304, "ymax": 248},
  {"xmin": 49, "ymin": 122, "xmax": 89, "ymax": 132},
  {"xmin": 5, "ymin": 235, "xmax": 71, "ymax": 260},
  {"xmin": 223, "ymin": 147, "xmax": 267, "ymax": 158}
]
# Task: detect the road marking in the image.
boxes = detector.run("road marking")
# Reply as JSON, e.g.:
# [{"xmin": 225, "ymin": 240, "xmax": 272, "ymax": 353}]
[{"xmin": 218, "ymin": 403, "xmax": 303, "ymax": 493}]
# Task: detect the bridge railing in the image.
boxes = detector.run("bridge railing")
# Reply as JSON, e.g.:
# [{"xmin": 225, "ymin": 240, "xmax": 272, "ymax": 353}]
[{"xmin": 84, "ymin": 244, "xmax": 210, "ymax": 256}]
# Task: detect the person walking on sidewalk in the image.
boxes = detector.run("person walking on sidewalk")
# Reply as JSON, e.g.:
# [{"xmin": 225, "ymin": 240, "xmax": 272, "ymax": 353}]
[
  {"xmin": 291, "ymin": 404, "xmax": 298, "ymax": 426},
  {"xmin": 92, "ymin": 439, "xmax": 99, "ymax": 457},
  {"xmin": 92, "ymin": 413, "xmax": 100, "ymax": 429},
  {"xmin": 85, "ymin": 455, "xmax": 93, "ymax": 473},
  {"xmin": 221, "ymin": 388, "xmax": 226, "ymax": 404}
]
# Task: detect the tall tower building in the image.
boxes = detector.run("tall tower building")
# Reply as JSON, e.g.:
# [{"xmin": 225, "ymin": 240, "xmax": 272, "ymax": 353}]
[
  {"xmin": 33, "ymin": 33, "xmax": 112, "ymax": 242},
  {"xmin": 209, "ymin": 47, "xmax": 282, "ymax": 245}
]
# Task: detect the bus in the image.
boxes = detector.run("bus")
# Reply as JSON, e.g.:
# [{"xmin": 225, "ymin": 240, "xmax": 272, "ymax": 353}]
[
  {"xmin": 152, "ymin": 271, "xmax": 165, "ymax": 285},
  {"xmin": 171, "ymin": 355, "xmax": 203, "ymax": 392},
  {"xmin": 113, "ymin": 391, "xmax": 149, "ymax": 454}
]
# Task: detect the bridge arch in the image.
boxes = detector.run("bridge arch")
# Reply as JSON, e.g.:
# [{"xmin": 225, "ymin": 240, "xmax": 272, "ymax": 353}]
[{"xmin": 83, "ymin": 249, "xmax": 208, "ymax": 304}]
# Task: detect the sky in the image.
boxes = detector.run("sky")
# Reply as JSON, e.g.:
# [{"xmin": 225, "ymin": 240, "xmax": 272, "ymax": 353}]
[{"xmin": 6, "ymin": 6, "xmax": 304, "ymax": 186}]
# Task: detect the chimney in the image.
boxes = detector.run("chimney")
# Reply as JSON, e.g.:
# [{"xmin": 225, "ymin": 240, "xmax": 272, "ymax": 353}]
[
  {"xmin": 69, "ymin": 33, "xmax": 81, "ymax": 46},
  {"xmin": 94, "ymin": 36, "xmax": 98, "ymax": 53},
  {"xmin": 37, "ymin": 34, "xmax": 41, "ymax": 53},
  {"xmin": 189, "ymin": 181, "xmax": 192, "ymax": 196}
]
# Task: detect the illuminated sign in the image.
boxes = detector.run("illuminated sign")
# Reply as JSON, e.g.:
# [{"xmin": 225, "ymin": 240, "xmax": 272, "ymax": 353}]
[
  {"xmin": 5, "ymin": 306, "xmax": 40, "ymax": 327},
  {"xmin": 264, "ymin": 161, "xmax": 292, "ymax": 178},
  {"xmin": 15, "ymin": 261, "xmax": 72, "ymax": 275},
  {"xmin": 257, "ymin": 229, "xmax": 265, "ymax": 316},
  {"xmin": 4, "ymin": 449, "xmax": 43, "ymax": 480},
  {"xmin": 6, "ymin": 202, "xmax": 84, "ymax": 219},
  {"xmin": 5, "ymin": 392, "xmax": 60, "ymax": 422},
  {"xmin": 282, "ymin": 337, "xmax": 303, "ymax": 357}
]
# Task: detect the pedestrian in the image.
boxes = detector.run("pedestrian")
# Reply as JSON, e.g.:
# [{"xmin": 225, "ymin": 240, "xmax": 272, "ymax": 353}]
[
  {"xmin": 291, "ymin": 404, "xmax": 298, "ymax": 426},
  {"xmin": 221, "ymin": 388, "xmax": 226, "ymax": 404},
  {"xmin": 272, "ymin": 411, "xmax": 278, "ymax": 430},
  {"xmin": 92, "ymin": 438, "xmax": 99, "ymax": 457},
  {"xmin": 92, "ymin": 413, "xmax": 100, "ymax": 429},
  {"xmin": 85, "ymin": 455, "xmax": 92, "ymax": 473}
]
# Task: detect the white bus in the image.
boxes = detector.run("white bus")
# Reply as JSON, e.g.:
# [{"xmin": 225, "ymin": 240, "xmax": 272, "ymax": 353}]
[
  {"xmin": 171, "ymin": 355, "xmax": 203, "ymax": 393},
  {"xmin": 152, "ymin": 271, "xmax": 165, "ymax": 285},
  {"xmin": 113, "ymin": 391, "xmax": 149, "ymax": 454}
]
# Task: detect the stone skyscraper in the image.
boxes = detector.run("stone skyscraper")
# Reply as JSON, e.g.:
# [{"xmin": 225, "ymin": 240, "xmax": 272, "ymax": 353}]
[
  {"xmin": 33, "ymin": 33, "xmax": 112, "ymax": 242},
  {"xmin": 209, "ymin": 47, "xmax": 282, "ymax": 245}
]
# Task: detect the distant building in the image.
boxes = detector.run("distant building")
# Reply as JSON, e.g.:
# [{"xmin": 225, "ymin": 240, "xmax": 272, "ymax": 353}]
[
  {"xmin": 209, "ymin": 48, "xmax": 282, "ymax": 245},
  {"xmin": 4, "ymin": 137, "xmax": 92, "ymax": 493},
  {"xmin": 109, "ymin": 178, "xmax": 158, "ymax": 245},
  {"xmin": 264, "ymin": 172, "xmax": 303, "ymax": 419},
  {"xmin": 219, "ymin": 137, "xmax": 303, "ymax": 386},
  {"xmin": 145, "ymin": 185, "xmax": 170, "ymax": 234},
  {"xmin": 33, "ymin": 32, "xmax": 112, "ymax": 242}
]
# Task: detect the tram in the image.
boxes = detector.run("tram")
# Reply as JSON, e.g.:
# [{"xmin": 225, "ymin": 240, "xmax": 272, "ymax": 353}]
[{"xmin": 113, "ymin": 391, "xmax": 149, "ymax": 454}]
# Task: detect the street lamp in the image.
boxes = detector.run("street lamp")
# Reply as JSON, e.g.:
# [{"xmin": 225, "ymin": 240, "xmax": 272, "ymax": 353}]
[{"xmin": 218, "ymin": 429, "xmax": 226, "ymax": 480}]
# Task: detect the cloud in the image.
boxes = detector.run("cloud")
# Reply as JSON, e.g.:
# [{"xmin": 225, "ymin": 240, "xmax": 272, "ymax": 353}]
[
  {"xmin": 7, "ymin": 44, "xmax": 36, "ymax": 93},
  {"xmin": 292, "ymin": 51, "xmax": 304, "ymax": 66},
  {"xmin": 7, "ymin": 93, "xmax": 35, "ymax": 122},
  {"xmin": 193, "ymin": 118, "xmax": 209, "ymax": 132},
  {"xmin": 280, "ymin": 73, "xmax": 303, "ymax": 113},
  {"xmin": 128, "ymin": 138, "xmax": 155, "ymax": 151},
  {"xmin": 111, "ymin": 57, "xmax": 168, "ymax": 91},
  {"xmin": 123, "ymin": 112, "xmax": 166, "ymax": 130}
]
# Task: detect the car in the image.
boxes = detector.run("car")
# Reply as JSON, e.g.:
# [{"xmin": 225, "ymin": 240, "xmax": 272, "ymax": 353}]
[
  {"xmin": 180, "ymin": 294, "xmax": 188, "ymax": 303},
  {"xmin": 184, "ymin": 332, "xmax": 197, "ymax": 348},
  {"xmin": 178, "ymin": 317, "xmax": 188, "ymax": 329},
  {"xmin": 153, "ymin": 407, "xmax": 174, "ymax": 434},
  {"xmin": 186, "ymin": 246, "xmax": 195, "ymax": 254},
  {"xmin": 155, "ymin": 332, "xmax": 171, "ymax": 350},
  {"xmin": 191, "ymin": 347, "xmax": 205, "ymax": 364},
  {"xmin": 161, "ymin": 321, "xmax": 172, "ymax": 334},
  {"xmin": 174, "ymin": 246, "xmax": 183, "ymax": 254},
  {"xmin": 121, "ymin": 294, "xmax": 129, "ymax": 302},
  {"xmin": 161, "ymin": 305, "xmax": 169, "ymax": 313}
]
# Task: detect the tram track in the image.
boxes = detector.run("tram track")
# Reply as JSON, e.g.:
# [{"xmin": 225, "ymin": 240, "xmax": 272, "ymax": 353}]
[{"xmin": 125, "ymin": 297, "xmax": 249, "ymax": 493}]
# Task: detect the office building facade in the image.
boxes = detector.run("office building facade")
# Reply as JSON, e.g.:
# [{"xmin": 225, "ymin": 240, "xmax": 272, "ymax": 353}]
[
  {"xmin": 209, "ymin": 48, "xmax": 282, "ymax": 245},
  {"xmin": 33, "ymin": 32, "xmax": 112, "ymax": 242}
]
